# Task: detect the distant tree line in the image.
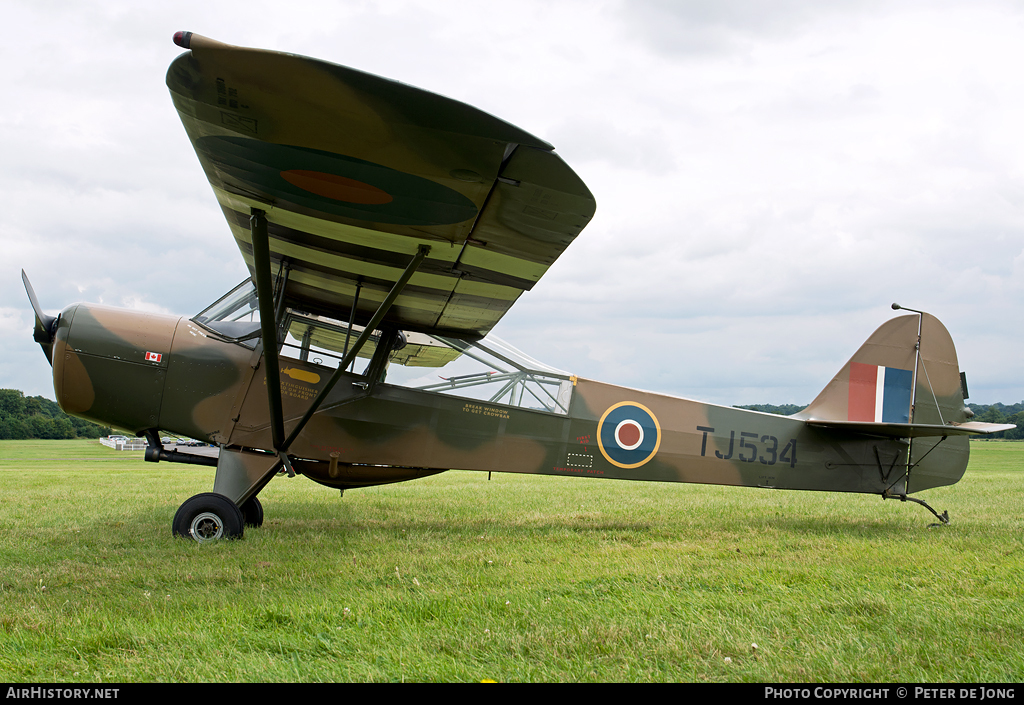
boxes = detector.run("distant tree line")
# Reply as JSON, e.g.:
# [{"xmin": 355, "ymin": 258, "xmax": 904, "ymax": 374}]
[
  {"xmin": 735, "ymin": 402, "xmax": 1023, "ymax": 439},
  {"xmin": 967, "ymin": 402, "xmax": 1024, "ymax": 439},
  {"xmin": 0, "ymin": 389, "xmax": 110, "ymax": 440}
]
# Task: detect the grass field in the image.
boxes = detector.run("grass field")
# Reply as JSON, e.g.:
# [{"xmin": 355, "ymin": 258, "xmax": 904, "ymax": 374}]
[{"xmin": 0, "ymin": 439, "xmax": 1021, "ymax": 683}]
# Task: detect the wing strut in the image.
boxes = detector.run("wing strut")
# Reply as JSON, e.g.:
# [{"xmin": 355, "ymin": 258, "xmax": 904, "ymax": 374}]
[
  {"xmin": 280, "ymin": 244, "xmax": 431, "ymax": 453},
  {"xmin": 250, "ymin": 209, "xmax": 286, "ymax": 452},
  {"xmin": 342, "ymin": 277, "xmax": 362, "ymax": 371}
]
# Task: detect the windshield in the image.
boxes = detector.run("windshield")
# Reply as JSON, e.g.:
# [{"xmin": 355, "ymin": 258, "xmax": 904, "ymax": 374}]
[{"xmin": 192, "ymin": 279, "xmax": 262, "ymax": 342}]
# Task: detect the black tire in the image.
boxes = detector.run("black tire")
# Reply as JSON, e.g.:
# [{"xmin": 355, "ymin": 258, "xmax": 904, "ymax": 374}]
[
  {"xmin": 239, "ymin": 496, "xmax": 264, "ymax": 528},
  {"xmin": 172, "ymin": 493, "xmax": 244, "ymax": 542}
]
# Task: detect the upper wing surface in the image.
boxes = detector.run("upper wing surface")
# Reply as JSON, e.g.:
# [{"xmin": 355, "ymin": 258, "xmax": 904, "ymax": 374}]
[{"xmin": 166, "ymin": 34, "xmax": 595, "ymax": 339}]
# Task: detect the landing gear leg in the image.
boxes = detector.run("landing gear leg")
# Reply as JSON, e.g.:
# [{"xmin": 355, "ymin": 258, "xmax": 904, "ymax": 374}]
[{"xmin": 210, "ymin": 447, "xmax": 283, "ymax": 532}]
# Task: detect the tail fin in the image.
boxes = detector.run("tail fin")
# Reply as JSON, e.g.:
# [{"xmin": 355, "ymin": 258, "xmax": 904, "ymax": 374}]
[
  {"xmin": 794, "ymin": 310, "xmax": 1013, "ymax": 492},
  {"xmin": 796, "ymin": 311, "xmax": 969, "ymax": 429}
]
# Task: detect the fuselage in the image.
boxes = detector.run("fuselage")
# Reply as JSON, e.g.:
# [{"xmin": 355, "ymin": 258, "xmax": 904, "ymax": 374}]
[{"xmin": 50, "ymin": 302, "xmax": 969, "ymax": 497}]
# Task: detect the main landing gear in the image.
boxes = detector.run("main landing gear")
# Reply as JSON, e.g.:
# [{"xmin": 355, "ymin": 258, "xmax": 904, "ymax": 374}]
[
  {"xmin": 168, "ymin": 445, "xmax": 283, "ymax": 542},
  {"xmin": 172, "ymin": 493, "xmax": 264, "ymax": 542}
]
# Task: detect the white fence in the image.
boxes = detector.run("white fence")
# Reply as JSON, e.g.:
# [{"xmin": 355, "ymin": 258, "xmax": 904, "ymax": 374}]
[{"xmin": 99, "ymin": 436, "xmax": 148, "ymax": 451}]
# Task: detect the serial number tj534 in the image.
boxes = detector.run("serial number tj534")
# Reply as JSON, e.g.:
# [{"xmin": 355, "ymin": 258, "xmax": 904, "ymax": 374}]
[{"xmin": 696, "ymin": 426, "xmax": 797, "ymax": 467}]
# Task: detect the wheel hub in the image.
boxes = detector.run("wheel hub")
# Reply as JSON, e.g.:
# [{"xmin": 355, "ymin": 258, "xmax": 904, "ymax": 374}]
[{"xmin": 190, "ymin": 511, "xmax": 224, "ymax": 541}]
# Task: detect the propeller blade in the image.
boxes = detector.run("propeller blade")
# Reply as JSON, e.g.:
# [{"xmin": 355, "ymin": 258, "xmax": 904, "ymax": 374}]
[{"xmin": 21, "ymin": 269, "xmax": 57, "ymax": 363}]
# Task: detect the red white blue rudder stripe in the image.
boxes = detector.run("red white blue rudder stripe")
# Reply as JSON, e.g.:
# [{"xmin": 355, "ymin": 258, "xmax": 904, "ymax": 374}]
[{"xmin": 848, "ymin": 362, "xmax": 913, "ymax": 423}]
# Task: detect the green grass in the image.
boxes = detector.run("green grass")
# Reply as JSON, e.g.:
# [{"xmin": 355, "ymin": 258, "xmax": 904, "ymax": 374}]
[{"xmin": 0, "ymin": 439, "xmax": 1022, "ymax": 682}]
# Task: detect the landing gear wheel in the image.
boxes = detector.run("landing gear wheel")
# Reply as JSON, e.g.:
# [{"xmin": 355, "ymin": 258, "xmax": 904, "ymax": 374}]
[
  {"xmin": 172, "ymin": 493, "xmax": 244, "ymax": 542},
  {"xmin": 240, "ymin": 496, "xmax": 264, "ymax": 528}
]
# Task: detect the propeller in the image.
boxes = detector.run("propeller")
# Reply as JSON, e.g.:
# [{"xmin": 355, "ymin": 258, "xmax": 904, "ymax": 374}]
[{"xmin": 21, "ymin": 270, "xmax": 58, "ymax": 364}]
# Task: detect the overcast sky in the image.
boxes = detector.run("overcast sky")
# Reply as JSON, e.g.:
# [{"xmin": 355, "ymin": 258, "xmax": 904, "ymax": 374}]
[{"xmin": 4, "ymin": 0, "xmax": 1023, "ymax": 409}]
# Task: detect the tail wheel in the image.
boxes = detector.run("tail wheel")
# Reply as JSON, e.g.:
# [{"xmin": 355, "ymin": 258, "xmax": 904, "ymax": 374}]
[
  {"xmin": 240, "ymin": 496, "xmax": 264, "ymax": 528},
  {"xmin": 172, "ymin": 493, "xmax": 244, "ymax": 542}
]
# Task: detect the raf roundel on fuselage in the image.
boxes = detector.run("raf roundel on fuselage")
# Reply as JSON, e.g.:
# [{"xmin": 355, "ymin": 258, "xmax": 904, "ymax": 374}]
[
  {"xmin": 166, "ymin": 33, "xmax": 596, "ymax": 341},
  {"xmin": 597, "ymin": 401, "xmax": 662, "ymax": 469}
]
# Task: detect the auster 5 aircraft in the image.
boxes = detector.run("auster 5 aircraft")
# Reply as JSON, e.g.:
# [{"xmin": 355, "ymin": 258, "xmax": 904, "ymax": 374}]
[{"xmin": 22, "ymin": 33, "xmax": 1015, "ymax": 542}]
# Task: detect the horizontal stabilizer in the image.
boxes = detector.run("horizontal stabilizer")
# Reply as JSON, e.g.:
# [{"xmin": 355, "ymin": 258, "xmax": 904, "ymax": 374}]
[{"xmin": 805, "ymin": 419, "xmax": 1017, "ymax": 438}]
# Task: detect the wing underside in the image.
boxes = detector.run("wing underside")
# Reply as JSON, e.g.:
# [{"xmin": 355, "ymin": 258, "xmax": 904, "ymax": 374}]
[{"xmin": 167, "ymin": 34, "xmax": 595, "ymax": 341}]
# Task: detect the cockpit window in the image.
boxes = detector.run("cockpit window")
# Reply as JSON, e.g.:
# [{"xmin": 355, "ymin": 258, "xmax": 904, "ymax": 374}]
[
  {"xmin": 385, "ymin": 335, "xmax": 574, "ymax": 415},
  {"xmin": 280, "ymin": 311, "xmax": 367, "ymax": 371},
  {"xmin": 193, "ymin": 280, "xmax": 575, "ymax": 414}
]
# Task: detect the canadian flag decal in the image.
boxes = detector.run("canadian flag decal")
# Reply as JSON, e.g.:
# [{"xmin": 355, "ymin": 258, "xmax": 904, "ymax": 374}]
[{"xmin": 145, "ymin": 352, "xmax": 163, "ymax": 363}]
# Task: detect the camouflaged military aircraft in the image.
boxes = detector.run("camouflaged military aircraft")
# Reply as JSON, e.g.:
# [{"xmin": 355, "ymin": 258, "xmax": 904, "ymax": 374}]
[{"xmin": 23, "ymin": 32, "xmax": 1015, "ymax": 542}]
